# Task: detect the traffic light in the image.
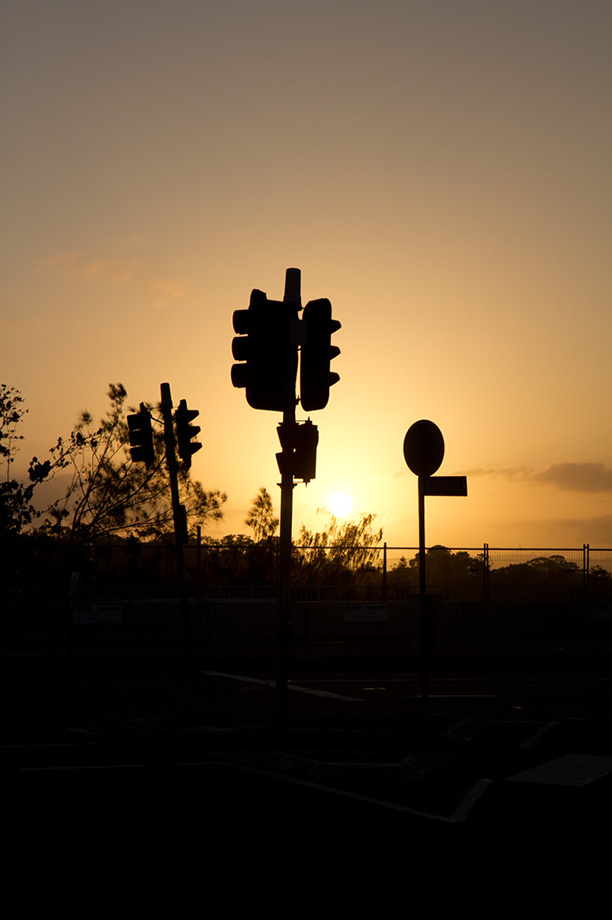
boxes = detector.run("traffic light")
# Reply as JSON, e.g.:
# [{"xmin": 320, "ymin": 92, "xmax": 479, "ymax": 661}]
[
  {"xmin": 231, "ymin": 289, "xmax": 298, "ymax": 412},
  {"xmin": 300, "ymin": 298, "xmax": 341, "ymax": 411},
  {"xmin": 276, "ymin": 420, "xmax": 319, "ymax": 483},
  {"xmin": 175, "ymin": 399, "xmax": 202, "ymax": 468},
  {"xmin": 127, "ymin": 404, "xmax": 154, "ymax": 467}
]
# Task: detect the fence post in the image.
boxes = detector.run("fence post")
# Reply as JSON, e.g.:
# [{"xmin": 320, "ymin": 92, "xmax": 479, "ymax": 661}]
[
  {"xmin": 483, "ymin": 543, "xmax": 490, "ymax": 602},
  {"xmin": 583, "ymin": 544, "xmax": 590, "ymax": 603},
  {"xmin": 382, "ymin": 542, "xmax": 387, "ymax": 602}
]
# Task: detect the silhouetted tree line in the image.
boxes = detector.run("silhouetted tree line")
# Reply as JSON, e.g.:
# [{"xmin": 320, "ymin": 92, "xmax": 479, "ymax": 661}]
[
  {"xmin": 387, "ymin": 545, "xmax": 612, "ymax": 603},
  {"xmin": 2, "ymin": 385, "xmax": 611, "ymax": 603},
  {"xmin": 1, "ymin": 384, "xmax": 226, "ymax": 594},
  {"xmin": 7, "ymin": 534, "xmax": 610, "ymax": 605}
]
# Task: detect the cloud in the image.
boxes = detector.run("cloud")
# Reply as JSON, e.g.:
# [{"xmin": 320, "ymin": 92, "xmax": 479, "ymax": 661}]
[
  {"xmin": 149, "ymin": 278, "xmax": 189, "ymax": 306},
  {"xmin": 391, "ymin": 466, "xmax": 529, "ymax": 482},
  {"xmin": 501, "ymin": 514, "xmax": 612, "ymax": 546},
  {"xmin": 124, "ymin": 232, "xmax": 148, "ymax": 246},
  {"xmin": 458, "ymin": 464, "xmax": 612, "ymax": 494},
  {"xmin": 81, "ymin": 258, "xmax": 143, "ymax": 283},
  {"xmin": 532, "ymin": 463, "xmax": 612, "ymax": 493},
  {"xmin": 42, "ymin": 250, "xmax": 86, "ymax": 274},
  {"xmin": 41, "ymin": 244, "xmax": 189, "ymax": 308},
  {"xmin": 458, "ymin": 467, "xmax": 533, "ymax": 481},
  {"xmin": 43, "ymin": 250, "xmax": 143, "ymax": 284}
]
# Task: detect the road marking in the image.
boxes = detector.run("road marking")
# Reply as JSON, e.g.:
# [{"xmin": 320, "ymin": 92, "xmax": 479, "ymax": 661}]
[
  {"xmin": 201, "ymin": 670, "xmax": 274, "ymax": 687},
  {"xmin": 201, "ymin": 670, "xmax": 363, "ymax": 702},
  {"xmin": 17, "ymin": 758, "xmax": 492, "ymax": 824},
  {"xmin": 427, "ymin": 694, "xmax": 497, "ymax": 699},
  {"xmin": 201, "ymin": 671, "xmax": 498, "ymax": 700},
  {"xmin": 297, "ymin": 676, "xmax": 612, "ymax": 683},
  {"xmin": 21, "ymin": 763, "xmax": 146, "ymax": 772},
  {"xmin": 2, "ymin": 742, "xmax": 103, "ymax": 749},
  {"xmin": 224, "ymin": 760, "xmax": 491, "ymax": 824},
  {"xmin": 286, "ymin": 684, "xmax": 363, "ymax": 702}
]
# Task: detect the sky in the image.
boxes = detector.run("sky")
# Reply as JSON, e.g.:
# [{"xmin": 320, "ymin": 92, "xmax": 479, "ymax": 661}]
[{"xmin": 2, "ymin": 0, "xmax": 611, "ymax": 549}]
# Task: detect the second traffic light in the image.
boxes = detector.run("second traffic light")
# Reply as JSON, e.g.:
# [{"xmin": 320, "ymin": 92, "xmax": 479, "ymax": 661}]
[
  {"xmin": 276, "ymin": 419, "xmax": 319, "ymax": 483},
  {"xmin": 231, "ymin": 289, "xmax": 298, "ymax": 412},
  {"xmin": 127, "ymin": 403, "xmax": 154, "ymax": 467},
  {"xmin": 175, "ymin": 399, "xmax": 202, "ymax": 468},
  {"xmin": 300, "ymin": 298, "xmax": 341, "ymax": 412}
]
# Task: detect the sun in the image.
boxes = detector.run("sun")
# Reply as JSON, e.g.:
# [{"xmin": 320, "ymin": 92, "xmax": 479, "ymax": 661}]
[{"xmin": 326, "ymin": 491, "xmax": 354, "ymax": 517}]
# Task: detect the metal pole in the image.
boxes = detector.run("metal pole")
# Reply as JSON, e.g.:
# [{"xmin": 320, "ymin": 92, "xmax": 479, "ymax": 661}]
[
  {"xmin": 418, "ymin": 476, "xmax": 428, "ymax": 717},
  {"xmin": 382, "ymin": 542, "xmax": 387, "ymax": 602},
  {"xmin": 276, "ymin": 268, "xmax": 301, "ymax": 731},
  {"xmin": 160, "ymin": 382, "xmax": 191, "ymax": 660}
]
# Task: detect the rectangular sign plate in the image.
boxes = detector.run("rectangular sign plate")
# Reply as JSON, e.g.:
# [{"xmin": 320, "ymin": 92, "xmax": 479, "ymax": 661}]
[
  {"xmin": 423, "ymin": 476, "xmax": 468, "ymax": 496},
  {"xmin": 73, "ymin": 604, "xmax": 123, "ymax": 624},
  {"xmin": 344, "ymin": 603, "xmax": 388, "ymax": 622}
]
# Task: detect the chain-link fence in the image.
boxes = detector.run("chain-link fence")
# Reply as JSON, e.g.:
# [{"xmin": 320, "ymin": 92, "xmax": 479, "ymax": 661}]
[
  {"xmin": 9, "ymin": 538, "xmax": 612, "ymax": 604},
  {"xmin": 360, "ymin": 545, "xmax": 612, "ymax": 604},
  {"xmin": 92, "ymin": 542, "xmax": 612, "ymax": 603}
]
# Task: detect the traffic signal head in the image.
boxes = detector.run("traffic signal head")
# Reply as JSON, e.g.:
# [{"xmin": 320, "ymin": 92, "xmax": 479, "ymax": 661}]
[
  {"xmin": 300, "ymin": 298, "xmax": 341, "ymax": 411},
  {"xmin": 127, "ymin": 404, "xmax": 154, "ymax": 467},
  {"xmin": 276, "ymin": 420, "xmax": 319, "ymax": 483},
  {"xmin": 231, "ymin": 289, "xmax": 298, "ymax": 412},
  {"xmin": 175, "ymin": 399, "xmax": 202, "ymax": 469}
]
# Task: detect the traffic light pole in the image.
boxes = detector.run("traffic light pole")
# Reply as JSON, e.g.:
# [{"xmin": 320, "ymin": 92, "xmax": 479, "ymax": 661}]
[
  {"xmin": 230, "ymin": 265, "xmax": 338, "ymax": 728},
  {"xmin": 160, "ymin": 382, "xmax": 191, "ymax": 659},
  {"xmin": 276, "ymin": 268, "xmax": 301, "ymax": 731},
  {"xmin": 276, "ymin": 412, "xmax": 293, "ymax": 731}
]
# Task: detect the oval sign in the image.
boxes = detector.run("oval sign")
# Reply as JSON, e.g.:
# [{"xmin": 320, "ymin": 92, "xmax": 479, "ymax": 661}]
[{"xmin": 403, "ymin": 420, "xmax": 445, "ymax": 477}]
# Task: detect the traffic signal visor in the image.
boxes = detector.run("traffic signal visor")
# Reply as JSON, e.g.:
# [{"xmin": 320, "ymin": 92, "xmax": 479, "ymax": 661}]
[
  {"xmin": 300, "ymin": 298, "xmax": 341, "ymax": 412},
  {"xmin": 127, "ymin": 404, "xmax": 154, "ymax": 467},
  {"xmin": 175, "ymin": 399, "xmax": 202, "ymax": 468},
  {"xmin": 231, "ymin": 288, "xmax": 298, "ymax": 412}
]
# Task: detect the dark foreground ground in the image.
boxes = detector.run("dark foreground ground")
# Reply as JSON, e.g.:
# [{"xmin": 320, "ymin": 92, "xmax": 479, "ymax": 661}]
[{"xmin": 3, "ymin": 640, "xmax": 612, "ymax": 917}]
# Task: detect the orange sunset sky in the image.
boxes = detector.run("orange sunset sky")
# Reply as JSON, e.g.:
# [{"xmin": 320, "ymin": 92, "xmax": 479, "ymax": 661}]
[{"xmin": 2, "ymin": 0, "xmax": 611, "ymax": 548}]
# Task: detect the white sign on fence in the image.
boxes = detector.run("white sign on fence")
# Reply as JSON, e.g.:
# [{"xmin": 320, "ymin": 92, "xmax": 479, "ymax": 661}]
[
  {"xmin": 592, "ymin": 603, "xmax": 612, "ymax": 621},
  {"xmin": 73, "ymin": 604, "xmax": 123, "ymax": 625},
  {"xmin": 344, "ymin": 603, "xmax": 388, "ymax": 622}
]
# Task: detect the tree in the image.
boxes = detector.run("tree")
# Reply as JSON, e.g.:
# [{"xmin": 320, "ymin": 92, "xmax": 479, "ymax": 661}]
[
  {"xmin": 245, "ymin": 487, "xmax": 279, "ymax": 542},
  {"xmin": 490, "ymin": 553, "xmax": 583, "ymax": 601},
  {"xmin": 412, "ymin": 545, "xmax": 482, "ymax": 577},
  {"xmin": 590, "ymin": 565, "xmax": 612, "ymax": 603},
  {"xmin": 195, "ymin": 533, "xmax": 277, "ymax": 588},
  {"xmin": 296, "ymin": 511, "xmax": 383, "ymax": 584},
  {"xmin": 30, "ymin": 383, "xmax": 227, "ymax": 545},
  {"xmin": 387, "ymin": 555, "xmax": 417, "ymax": 589},
  {"xmin": 0, "ymin": 384, "xmax": 27, "ymax": 477},
  {"xmin": 0, "ymin": 385, "xmax": 38, "ymax": 539}
]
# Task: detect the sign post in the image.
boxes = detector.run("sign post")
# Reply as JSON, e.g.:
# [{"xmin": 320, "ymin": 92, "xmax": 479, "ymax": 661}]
[{"xmin": 403, "ymin": 420, "xmax": 468, "ymax": 716}]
